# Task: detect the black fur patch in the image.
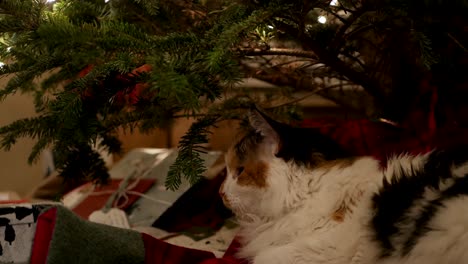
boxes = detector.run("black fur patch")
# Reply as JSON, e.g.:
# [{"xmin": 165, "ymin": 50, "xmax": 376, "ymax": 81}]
[
  {"xmin": 276, "ymin": 125, "xmax": 350, "ymax": 166},
  {"xmin": 372, "ymin": 147, "xmax": 468, "ymax": 257},
  {"xmin": 234, "ymin": 129, "xmax": 263, "ymax": 161},
  {"xmin": 261, "ymin": 115, "xmax": 350, "ymax": 166},
  {"xmin": 402, "ymin": 171, "xmax": 468, "ymax": 254},
  {"xmin": 242, "ymin": 111, "xmax": 350, "ymax": 165}
]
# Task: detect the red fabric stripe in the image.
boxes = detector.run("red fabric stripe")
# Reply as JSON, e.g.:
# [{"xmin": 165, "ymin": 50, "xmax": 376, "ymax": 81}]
[
  {"xmin": 30, "ymin": 207, "xmax": 57, "ymax": 264},
  {"xmin": 142, "ymin": 233, "xmax": 217, "ymax": 264},
  {"xmin": 0, "ymin": 200, "xmax": 30, "ymax": 204}
]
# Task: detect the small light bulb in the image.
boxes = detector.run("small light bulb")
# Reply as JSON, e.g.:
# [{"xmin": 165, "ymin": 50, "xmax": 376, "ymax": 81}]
[
  {"xmin": 318, "ymin": 16, "xmax": 327, "ymax": 24},
  {"xmin": 105, "ymin": 0, "xmax": 110, "ymax": 2},
  {"xmin": 330, "ymin": 0, "xmax": 339, "ymax": 6},
  {"xmin": 46, "ymin": 0, "xmax": 56, "ymax": 3},
  {"xmin": 267, "ymin": 25, "xmax": 274, "ymax": 29}
]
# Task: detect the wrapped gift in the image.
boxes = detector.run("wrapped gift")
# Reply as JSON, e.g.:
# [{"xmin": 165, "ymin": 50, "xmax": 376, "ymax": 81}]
[
  {"xmin": 122, "ymin": 149, "xmax": 223, "ymax": 227},
  {"xmin": 71, "ymin": 178, "xmax": 156, "ymax": 219},
  {"xmin": 63, "ymin": 148, "xmax": 172, "ymax": 217}
]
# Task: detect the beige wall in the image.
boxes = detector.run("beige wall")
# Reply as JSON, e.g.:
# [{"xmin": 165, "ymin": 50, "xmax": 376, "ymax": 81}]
[
  {"xmin": 116, "ymin": 118, "xmax": 240, "ymax": 160},
  {"xmin": 0, "ymin": 92, "xmax": 43, "ymax": 196}
]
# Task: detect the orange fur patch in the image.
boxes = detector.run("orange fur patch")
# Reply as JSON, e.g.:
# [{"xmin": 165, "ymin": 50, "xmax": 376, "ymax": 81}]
[
  {"xmin": 237, "ymin": 161, "xmax": 268, "ymax": 188},
  {"xmin": 331, "ymin": 189, "xmax": 363, "ymax": 222},
  {"xmin": 332, "ymin": 205, "xmax": 347, "ymax": 222}
]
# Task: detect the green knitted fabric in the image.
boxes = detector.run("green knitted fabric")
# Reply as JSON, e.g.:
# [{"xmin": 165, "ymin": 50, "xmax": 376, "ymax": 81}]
[{"xmin": 45, "ymin": 206, "xmax": 145, "ymax": 264}]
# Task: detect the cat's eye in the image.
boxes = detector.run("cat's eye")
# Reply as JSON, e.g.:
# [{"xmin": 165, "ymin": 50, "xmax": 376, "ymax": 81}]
[{"xmin": 235, "ymin": 166, "xmax": 245, "ymax": 177}]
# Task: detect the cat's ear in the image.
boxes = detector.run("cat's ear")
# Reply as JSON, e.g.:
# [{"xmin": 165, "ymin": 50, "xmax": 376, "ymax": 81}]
[{"xmin": 248, "ymin": 108, "xmax": 280, "ymax": 155}]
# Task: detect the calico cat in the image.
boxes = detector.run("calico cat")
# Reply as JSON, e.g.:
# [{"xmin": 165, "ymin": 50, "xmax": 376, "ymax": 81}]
[{"xmin": 219, "ymin": 109, "xmax": 468, "ymax": 264}]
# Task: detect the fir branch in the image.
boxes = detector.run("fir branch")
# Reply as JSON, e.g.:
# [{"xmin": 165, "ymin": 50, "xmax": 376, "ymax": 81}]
[
  {"xmin": 166, "ymin": 115, "xmax": 220, "ymax": 190},
  {"xmin": 102, "ymin": 111, "xmax": 144, "ymax": 132},
  {"xmin": 329, "ymin": 8, "xmax": 367, "ymax": 51},
  {"xmin": 28, "ymin": 137, "xmax": 52, "ymax": 164},
  {"xmin": 0, "ymin": 116, "xmax": 56, "ymax": 151},
  {"xmin": 97, "ymin": 132, "xmax": 122, "ymax": 154},
  {"xmin": 55, "ymin": 144, "xmax": 110, "ymax": 183},
  {"xmin": 447, "ymin": 32, "xmax": 468, "ymax": 53},
  {"xmin": 133, "ymin": 0, "xmax": 161, "ymax": 16},
  {"xmin": 322, "ymin": 8, "xmax": 348, "ymax": 25},
  {"xmin": 273, "ymin": 19, "xmax": 376, "ymax": 91},
  {"xmin": 0, "ymin": 0, "xmax": 45, "ymax": 33},
  {"xmin": 340, "ymin": 51, "xmax": 367, "ymax": 70},
  {"xmin": 240, "ymin": 47, "xmax": 318, "ymax": 59},
  {"xmin": 49, "ymin": 91, "xmax": 83, "ymax": 120},
  {"xmin": 41, "ymin": 69, "xmax": 76, "ymax": 91},
  {"xmin": 0, "ymin": 0, "xmax": 464, "ymax": 189},
  {"xmin": 416, "ymin": 31, "xmax": 439, "ymax": 69},
  {"xmin": 206, "ymin": 2, "xmax": 288, "ymax": 75},
  {"xmin": 265, "ymin": 91, "xmax": 322, "ymax": 109}
]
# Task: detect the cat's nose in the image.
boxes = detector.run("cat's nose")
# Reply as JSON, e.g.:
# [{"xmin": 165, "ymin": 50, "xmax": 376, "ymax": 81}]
[{"xmin": 219, "ymin": 182, "xmax": 225, "ymax": 197}]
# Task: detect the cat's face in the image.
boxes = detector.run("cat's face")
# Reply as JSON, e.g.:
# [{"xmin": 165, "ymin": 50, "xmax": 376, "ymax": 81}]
[
  {"xmin": 220, "ymin": 129, "xmax": 282, "ymax": 220},
  {"xmin": 219, "ymin": 109, "xmax": 349, "ymax": 220}
]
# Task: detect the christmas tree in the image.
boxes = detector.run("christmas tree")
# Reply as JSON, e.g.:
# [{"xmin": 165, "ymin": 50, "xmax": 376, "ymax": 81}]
[{"xmin": 0, "ymin": 0, "xmax": 466, "ymax": 190}]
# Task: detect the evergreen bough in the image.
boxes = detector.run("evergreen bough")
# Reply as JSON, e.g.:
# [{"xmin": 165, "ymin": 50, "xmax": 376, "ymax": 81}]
[{"xmin": 0, "ymin": 0, "xmax": 466, "ymax": 190}]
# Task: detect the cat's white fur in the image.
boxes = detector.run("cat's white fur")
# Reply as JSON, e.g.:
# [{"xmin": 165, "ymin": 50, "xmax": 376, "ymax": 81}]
[{"xmin": 221, "ymin": 152, "xmax": 468, "ymax": 264}]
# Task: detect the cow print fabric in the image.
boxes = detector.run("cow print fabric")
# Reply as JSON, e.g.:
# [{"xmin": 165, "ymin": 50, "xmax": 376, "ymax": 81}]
[{"xmin": 0, "ymin": 204, "xmax": 51, "ymax": 263}]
